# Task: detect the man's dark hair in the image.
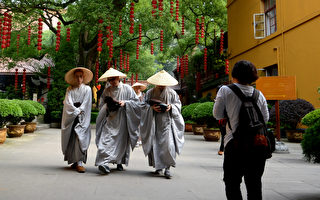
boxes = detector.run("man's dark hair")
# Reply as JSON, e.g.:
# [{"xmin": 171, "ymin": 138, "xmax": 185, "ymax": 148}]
[{"xmin": 231, "ymin": 60, "xmax": 259, "ymax": 84}]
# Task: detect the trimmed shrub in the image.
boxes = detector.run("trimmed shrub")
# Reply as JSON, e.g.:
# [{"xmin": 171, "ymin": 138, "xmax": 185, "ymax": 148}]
[
  {"xmin": 6, "ymin": 100, "xmax": 23, "ymax": 125},
  {"xmin": 191, "ymin": 102, "xmax": 217, "ymax": 127},
  {"xmin": 301, "ymin": 120, "xmax": 320, "ymax": 163},
  {"xmin": 12, "ymin": 100, "xmax": 38, "ymax": 122},
  {"xmin": 91, "ymin": 112, "xmax": 99, "ymax": 124},
  {"xmin": 50, "ymin": 111, "xmax": 62, "ymax": 123},
  {"xmin": 269, "ymin": 99, "xmax": 314, "ymax": 129},
  {"xmin": 181, "ymin": 103, "xmax": 201, "ymax": 121},
  {"xmin": 0, "ymin": 99, "xmax": 11, "ymax": 128},
  {"xmin": 26, "ymin": 100, "xmax": 46, "ymax": 116},
  {"xmin": 301, "ymin": 109, "xmax": 320, "ymax": 127}
]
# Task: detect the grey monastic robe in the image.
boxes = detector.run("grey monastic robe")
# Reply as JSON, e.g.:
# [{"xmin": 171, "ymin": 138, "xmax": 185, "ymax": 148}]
[
  {"xmin": 61, "ymin": 84, "xmax": 92, "ymax": 164},
  {"xmin": 140, "ymin": 87, "xmax": 185, "ymax": 170},
  {"xmin": 95, "ymin": 82, "xmax": 141, "ymax": 166}
]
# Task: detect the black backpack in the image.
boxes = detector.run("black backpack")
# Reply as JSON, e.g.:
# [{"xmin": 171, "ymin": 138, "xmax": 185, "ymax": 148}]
[{"xmin": 227, "ymin": 84, "xmax": 275, "ymax": 159}]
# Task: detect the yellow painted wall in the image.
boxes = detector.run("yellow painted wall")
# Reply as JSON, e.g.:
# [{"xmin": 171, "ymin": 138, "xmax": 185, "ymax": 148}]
[{"xmin": 227, "ymin": 0, "xmax": 320, "ymax": 108}]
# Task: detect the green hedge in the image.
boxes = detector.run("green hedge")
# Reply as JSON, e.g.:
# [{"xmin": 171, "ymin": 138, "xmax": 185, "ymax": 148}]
[
  {"xmin": 12, "ymin": 100, "xmax": 38, "ymax": 122},
  {"xmin": 301, "ymin": 120, "xmax": 320, "ymax": 163},
  {"xmin": 50, "ymin": 111, "xmax": 62, "ymax": 123},
  {"xmin": 181, "ymin": 103, "xmax": 201, "ymax": 121},
  {"xmin": 191, "ymin": 102, "xmax": 216, "ymax": 127},
  {"xmin": 302, "ymin": 109, "xmax": 320, "ymax": 127},
  {"xmin": 1, "ymin": 99, "xmax": 24, "ymax": 125},
  {"xmin": 27, "ymin": 100, "xmax": 46, "ymax": 115}
]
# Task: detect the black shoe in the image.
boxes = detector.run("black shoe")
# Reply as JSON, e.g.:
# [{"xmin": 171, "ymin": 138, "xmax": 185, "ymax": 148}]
[
  {"xmin": 164, "ymin": 169, "xmax": 172, "ymax": 179},
  {"xmin": 98, "ymin": 165, "xmax": 110, "ymax": 174},
  {"xmin": 71, "ymin": 163, "xmax": 77, "ymax": 169},
  {"xmin": 117, "ymin": 164, "xmax": 124, "ymax": 171}
]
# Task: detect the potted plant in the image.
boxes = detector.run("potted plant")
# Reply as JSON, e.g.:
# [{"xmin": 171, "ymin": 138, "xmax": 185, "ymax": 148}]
[
  {"xmin": 14, "ymin": 100, "xmax": 38, "ymax": 133},
  {"xmin": 0, "ymin": 99, "xmax": 11, "ymax": 143},
  {"xmin": 301, "ymin": 109, "xmax": 320, "ymax": 163},
  {"xmin": 192, "ymin": 102, "xmax": 220, "ymax": 141},
  {"xmin": 181, "ymin": 103, "xmax": 200, "ymax": 132},
  {"xmin": 21, "ymin": 100, "xmax": 46, "ymax": 133},
  {"xmin": 6, "ymin": 100, "xmax": 24, "ymax": 138},
  {"xmin": 269, "ymin": 99, "xmax": 314, "ymax": 142},
  {"xmin": 50, "ymin": 110, "xmax": 62, "ymax": 128}
]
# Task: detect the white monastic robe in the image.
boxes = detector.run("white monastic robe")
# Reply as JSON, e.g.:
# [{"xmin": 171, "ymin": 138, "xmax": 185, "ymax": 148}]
[
  {"xmin": 61, "ymin": 84, "xmax": 92, "ymax": 164},
  {"xmin": 140, "ymin": 87, "xmax": 185, "ymax": 170},
  {"xmin": 95, "ymin": 82, "xmax": 141, "ymax": 166}
]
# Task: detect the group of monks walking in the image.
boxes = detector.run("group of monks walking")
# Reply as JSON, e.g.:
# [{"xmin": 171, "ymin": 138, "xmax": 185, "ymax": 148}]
[{"xmin": 60, "ymin": 67, "xmax": 185, "ymax": 179}]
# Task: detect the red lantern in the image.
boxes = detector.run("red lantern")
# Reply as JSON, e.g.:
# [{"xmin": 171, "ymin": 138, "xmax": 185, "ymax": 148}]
[
  {"xmin": 109, "ymin": 30, "xmax": 113, "ymax": 59},
  {"xmin": 204, "ymin": 48, "xmax": 207, "ymax": 72},
  {"xmin": 176, "ymin": 56, "xmax": 180, "ymax": 72},
  {"xmin": 47, "ymin": 66, "xmax": 51, "ymax": 89},
  {"xmin": 22, "ymin": 68, "xmax": 26, "ymax": 94},
  {"xmin": 107, "ymin": 60, "xmax": 111, "ymax": 69},
  {"xmin": 185, "ymin": 55, "xmax": 189, "ymax": 75},
  {"xmin": 158, "ymin": 0, "xmax": 163, "ymax": 16},
  {"xmin": 160, "ymin": 30, "xmax": 163, "ymax": 51},
  {"xmin": 66, "ymin": 28, "xmax": 71, "ymax": 42},
  {"xmin": 135, "ymin": 73, "xmax": 138, "ymax": 83},
  {"xmin": 1, "ymin": 15, "xmax": 8, "ymax": 49},
  {"xmin": 119, "ymin": 19, "xmax": 122, "ymax": 36},
  {"xmin": 152, "ymin": 0, "xmax": 157, "ymax": 18},
  {"xmin": 0, "ymin": 18, "xmax": 2, "ymax": 40},
  {"xmin": 127, "ymin": 53, "xmax": 130, "ymax": 71},
  {"xmin": 37, "ymin": 18, "xmax": 43, "ymax": 52},
  {"xmin": 138, "ymin": 24, "xmax": 142, "ymax": 45},
  {"xmin": 98, "ymin": 19, "xmax": 103, "ymax": 24},
  {"xmin": 176, "ymin": 0, "xmax": 179, "ymax": 21},
  {"xmin": 6, "ymin": 15, "xmax": 12, "ymax": 48},
  {"xmin": 201, "ymin": 16, "xmax": 205, "ymax": 38},
  {"xmin": 136, "ymin": 41, "xmax": 139, "ymax": 60},
  {"xmin": 95, "ymin": 60, "xmax": 99, "ymax": 84},
  {"xmin": 225, "ymin": 59, "xmax": 229, "ymax": 75},
  {"xmin": 195, "ymin": 18, "xmax": 200, "ymax": 45},
  {"xmin": 120, "ymin": 49, "xmax": 123, "ymax": 70},
  {"xmin": 129, "ymin": 3, "xmax": 135, "ymax": 34},
  {"xmin": 220, "ymin": 29, "xmax": 224, "ymax": 55},
  {"xmin": 55, "ymin": 21, "xmax": 61, "ymax": 51},
  {"xmin": 123, "ymin": 53, "xmax": 127, "ymax": 71},
  {"xmin": 27, "ymin": 26, "xmax": 31, "ymax": 45},
  {"xmin": 14, "ymin": 68, "xmax": 18, "ymax": 91},
  {"xmin": 215, "ymin": 73, "xmax": 219, "ymax": 79},
  {"xmin": 16, "ymin": 34, "xmax": 20, "ymax": 54},
  {"xmin": 97, "ymin": 30, "xmax": 103, "ymax": 56},
  {"xmin": 180, "ymin": 56, "xmax": 184, "ymax": 79},
  {"xmin": 181, "ymin": 16, "xmax": 185, "ymax": 35},
  {"xmin": 151, "ymin": 42, "xmax": 154, "ymax": 55},
  {"xmin": 114, "ymin": 59, "xmax": 117, "ymax": 70},
  {"xmin": 131, "ymin": 74, "xmax": 134, "ymax": 85},
  {"xmin": 170, "ymin": 1, "xmax": 174, "ymax": 17}
]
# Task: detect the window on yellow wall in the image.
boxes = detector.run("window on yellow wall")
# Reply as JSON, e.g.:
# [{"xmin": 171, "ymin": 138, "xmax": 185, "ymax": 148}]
[
  {"xmin": 264, "ymin": 64, "xmax": 278, "ymax": 76},
  {"xmin": 264, "ymin": 0, "xmax": 277, "ymax": 36}
]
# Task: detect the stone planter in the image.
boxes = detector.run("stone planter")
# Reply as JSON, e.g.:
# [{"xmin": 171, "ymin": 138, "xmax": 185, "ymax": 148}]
[
  {"xmin": 0, "ymin": 128, "xmax": 7, "ymax": 144},
  {"xmin": 192, "ymin": 124, "xmax": 207, "ymax": 135},
  {"xmin": 203, "ymin": 128, "xmax": 221, "ymax": 141},
  {"xmin": 7, "ymin": 125, "xmax": 25, "ymax": 138},
  {"xmin": 50, "ymin": 122, "xmax": 61, "ymax": 128},
  {"xmin": 21, "ymin": 122, "xmax": 37, "ymax": 133},
  {"xmin": 286, "ymin": 129, "xmax": 305, "ymax": 142},
  {"xmin": 185, "ymin": 123, "xmax": 194, "ymax": 132}
]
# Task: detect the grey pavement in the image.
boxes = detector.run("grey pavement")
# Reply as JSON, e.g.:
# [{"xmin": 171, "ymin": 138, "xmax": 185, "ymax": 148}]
[{"xmin": 0, "ymin": 128, "xmax": 319, "ymax": 200}]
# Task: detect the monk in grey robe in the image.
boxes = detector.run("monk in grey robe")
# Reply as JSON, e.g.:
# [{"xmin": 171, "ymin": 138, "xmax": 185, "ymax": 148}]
[
  {"xmin": 95, "ymin": 71, "xmax": 141, "ymax": 174},
  {"xmin": 61, "ymin": 67, "xmax": 93, "ymax": 173},
  {"xmin": 140, "ymin": 70, "xmax": 185, "ymax": 179}
]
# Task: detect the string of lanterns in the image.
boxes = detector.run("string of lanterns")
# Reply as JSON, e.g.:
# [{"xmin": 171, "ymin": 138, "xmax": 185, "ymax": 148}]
[
  {"xmin": 55, "ymin": 21, "xmax": 61, "ymax": 52},
  {"xmin": 37, "ymin": 18, "xmax": 43, "ymax": 52}
]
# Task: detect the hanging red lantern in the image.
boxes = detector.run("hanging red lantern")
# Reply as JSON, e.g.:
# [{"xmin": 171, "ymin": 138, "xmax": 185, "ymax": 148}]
[
  {"xmin": 123, "ymin": 53, "xmax": 127, "ymax": 72},
  {"xmin": 14, "ymin": 68, "xmax": 18, "ymax": 91},
  {"xmin": 97, "ymin": 30, "xmax": 103, "ymax": 56},
  {"xmin": 114, "ymin": 59, "xmax": 117, "ymax": 70},
  {"xmin": 66, "ymin": 28, "xmax": 71, "ymax": 42},
  {"xmin": 170, "ymin": 1, "xmax": 174, "ymax": 17},
  {"xmin": 151, "ymin": 42, "xmax": 154, "ymax": 55},
  {"xmin": 180, "ymin": 56, "xmax": 184, "ymax": 79},
  {"xmin": 0, "ymin": 18, "xmax": 2, "ymax": 40},
  {"xmin": 136, "ymin": 41, "xmax": 139, "ymax": 60},
  {"xmin": 107, "ymin": 60, "xmax": 111, "ymax": 69},
  {"xmin": 22, "ymin": 68, "xmax": 26, "ymax": 94},
  {"xmin": 1, "ymin": 14, "xmax": 8, "ymax": 50},
  {"xmin": 119, "ymin": 19, "xmax": 122, "ymax": 36},
  {"xmin": 176, "ymin": 0, "xmax": 179, "ymax": 21},
  {"xmin": 6, "ymin": 15, "xmax": 12, "ymax": 48},
  {"xmin": 195, "ymin": 18, "xmax": 200, "ymax": 46},
  {"xmin": 185, "ymin": 55, "xmax": 189, "ymax": 75},
  {"xmin": 152, "ymin": 0, "xmax": 157, "ymax": 18},
  {"xmin": 160, "ymin": 30, "xmax": 163, "ymax": 51},
  {"xmin": 47, "ymin": 66, "xmax": 51, "ymax": 89},
  {"xmin": 225, "ymin": 59, "xmax": 229, "ymax": 75},
  {"xmin": 55, "ymin": 21, "xmax": 61, "ymax": 51},
  {"xmin": 131, "ymin": 74, "xmax": 134, "ymax": 86},
  {"xmin": 201, "ymin": 16, "xmax": 205, "ymax": 38},
  {"xmin": 27, "ymin": 26, "xmax": 31, "ymax": 45},
  {"xmin": 16, "ymin": 34, "xmax": 20, "ymax": 54},
  {"xmin": 158, "ymin": 0, "xmax": 163, "ymax": 16},
  {"xmin": 120, "ymin": 49, "xmax": 123, "ymax": 70},
  {"xmin": 196, "ymin": 72, "xmax": 201, "ymax": 92},
  {"xmin": 127, "ymin": 53, "xmax": 130, "ymax": 71},
  {"xmin": 204, "ymin": 48, "xmax": 207, "ymax": 72},
  {"xmin": 135, "ymin": 73, "xmax": 138, "ymax": 83},
  {"xmin": 95, "ymin": 60, "xmax": 99, "ymax": 84},
  {"xmin": 181, "ymin": 16, "xmax": 185, "ymax": 35},
  {"xmin": 109, "ymin": 30, "xmax": 113, "ymax": 59},
  {"xmin": 220, "ymin": 29, "xmax": 224, "ymax": 55},
  {"xmin": 138, "ymin": 24, "xmax": 142, "ymax": 45},
  {"xmin": 176, "ymin": 56, "xmax": 180, "ymax": 72},
  {"xmin": 37, "ymin": 18, "xmax": 43, "ymax": 52},
  {"xmin": 129, "ymin": 3, "xmax": 135, "ymax": 34},
  {"xmin": 215, "ymin": 73, "xmax": 219, "ymax": 79}
]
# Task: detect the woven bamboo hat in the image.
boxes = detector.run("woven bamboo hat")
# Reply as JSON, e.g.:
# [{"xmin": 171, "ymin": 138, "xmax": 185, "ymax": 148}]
[
  {"xmin": 147, "ymin": 70, "xmax": 178, "ymax": 86},
  {"xmin": 132, "ymin": 82, "xmax": 147, "ymax": 91},
  {"xmin": 98, "ymin": 68, "xmax": 127, "ymax": 82},
  {"xmin": 65, "ymin": 67, "xmax": 93, "ymax": 85}
]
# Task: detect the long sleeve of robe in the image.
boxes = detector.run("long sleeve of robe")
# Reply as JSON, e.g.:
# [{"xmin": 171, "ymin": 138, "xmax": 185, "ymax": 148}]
[
  {"xmin": 61, "ymin": 84, "xmax": 92, "ymax": 163},
  {"xmin": 95, "ymin": 82, "xmax": 141, "ymax": 166},
  {"xmin": 140, "ymin": 87, "xmax": 185, "ymax": 170}
]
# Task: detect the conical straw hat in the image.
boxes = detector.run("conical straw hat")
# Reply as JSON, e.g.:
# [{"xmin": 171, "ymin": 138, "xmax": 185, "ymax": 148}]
[
  {"xmin": 98, "ymin": 68, "xmax": 127, "ymax": 82},
  {"xmin": 65, "ymin": 67, "xmax": 93, "ymax": 85},
  {"xmin": 132, "ymin": 82, "xmax": 147, "ymax": 91},
  {"xmin": 147, "ymin": 70, "xmax": 178, "ymax": 86}
]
